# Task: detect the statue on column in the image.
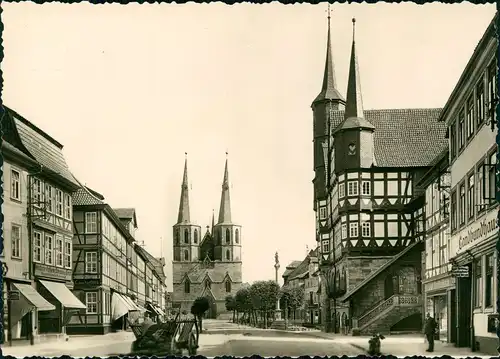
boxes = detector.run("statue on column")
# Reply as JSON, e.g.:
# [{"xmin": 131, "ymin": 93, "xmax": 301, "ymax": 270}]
[{"xmin": 274, "ymin": 251, "xmax": 282, "ymax": 321}]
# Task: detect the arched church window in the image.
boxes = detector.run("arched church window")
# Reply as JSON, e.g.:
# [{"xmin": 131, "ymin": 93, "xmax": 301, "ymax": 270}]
[
  {"xmin": 194, "ymin": 229, "xmax": 198, "ymax": 244},
  {"xmin": 184, "ymin": 229, "xmax": 189, "ymax": 244},
  {"xmin": 225, "ymin": 249, "xmax": 231, "ymax": 261},
  {"xmin": 183, "ymin": 250, "xmax": 189, "ymax": 261},
  {"xmin": 175, "ymin": 229, "xmax": 180, "ymax": 246},
  {"xmin": 235, "ymin": 229, "xmax": 240, "ymax": 244},
  {"xmin": 205, "ymin": 279, "xmax": 211, "ymax": 289},
  {"xmin": 225, "ymin": 280, "xmax": 231, "ymax": 293},
  {"xmin": 184, "ymin": 280, "xmax": 190, "ymax": 293},
  {"xmin": 225, "ymin": 228, "xmax": 231, "ymax": 244}
]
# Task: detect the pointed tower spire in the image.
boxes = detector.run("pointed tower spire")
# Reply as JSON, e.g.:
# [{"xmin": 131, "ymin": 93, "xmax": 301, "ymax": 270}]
[
  {"xmin": 313, "ymin": 5, "xmax": 345, "ymax": 104},
  {"xmin": 211, "ymin": 209, "xmax": 215, "ymax": 233},
  {"xmin": 344, "ymin": 18, "xmax": 365, "ymax": 120},
  {"xmin": 177, "ymin": 153, "xmax": 191, "ymax": 224},
  {"xmin": 217, "ymin": 153, "xmax": 232, "ymax": 224}
]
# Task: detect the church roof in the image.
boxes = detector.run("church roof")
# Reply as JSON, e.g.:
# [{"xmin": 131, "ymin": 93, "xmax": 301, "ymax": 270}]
[
  {"xmin": 329, "ymin": 108, "xmax": 446, "ymax": 168},
  {"xmin": 177, "ymin": 156, "xmax": 191, "ymax": 224},
  {"xmin": 174, "ymin": 261, "xmax": 242, "ymax": 284},
  {"xmin": 343, "ymin": 19, "xmax": 365, "ymax": 123},
  {"xmin": 217, "ymin": 158, "xmax": 233, "ymax": 224}
]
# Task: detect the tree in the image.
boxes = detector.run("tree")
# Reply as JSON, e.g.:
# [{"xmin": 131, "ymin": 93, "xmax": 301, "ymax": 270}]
[
  {"xmin": 234, "ymin": 287, "xmax": 252, "ymax": 324},
  {"xmin": 280, "ymin": 285, "xmax": 305, "ymax": 321},
  {"xmin": 225, "ymin": 295, "xmax": 236, "ymax": 323},
  {"xmin": 249, "ymin": 280, "xmax": 280, "ymax": 328},
  {"xmin": 191, "ymin": 296, "xmax": 210, "ymax": 331}
]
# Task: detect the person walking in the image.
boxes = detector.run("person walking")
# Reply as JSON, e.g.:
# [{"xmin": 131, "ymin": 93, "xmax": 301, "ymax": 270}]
[{"xmin": 424, "ymin": 313, "xmax": 438, "ymax": 352}]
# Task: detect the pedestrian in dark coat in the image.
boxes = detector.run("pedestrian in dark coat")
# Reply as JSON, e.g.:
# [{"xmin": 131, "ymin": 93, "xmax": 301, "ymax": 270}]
[{"xmin": 424, "ymin": 313, "xmax": 438, "ymax": 352}]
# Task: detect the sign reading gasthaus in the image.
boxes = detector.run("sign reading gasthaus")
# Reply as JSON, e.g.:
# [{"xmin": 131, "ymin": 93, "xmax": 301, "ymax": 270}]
[{"xmin": 456, "ymin": 209, "xmax": 497, "ymax": 255}]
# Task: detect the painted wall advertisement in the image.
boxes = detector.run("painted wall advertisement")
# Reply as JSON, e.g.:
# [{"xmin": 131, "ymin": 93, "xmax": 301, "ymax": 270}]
[{"xmin": 455, "ymin": 209, "xmax": 498, "ymax": 256}]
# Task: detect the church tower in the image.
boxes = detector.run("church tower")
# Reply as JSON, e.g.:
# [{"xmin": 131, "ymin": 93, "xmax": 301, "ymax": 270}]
[
  {"xmin": 312, "ymin": 8, "xmax": 345, "ymax": 208},
  {"xmin": 334, "ymin": 18, "xmax": 375, "ymax": 174},
  {"xmin": 213, "ymin": 157, "xmax": 242, "ymax": 263},
  {"xmin": 172, "ymin": 155, "xmax": 202, "ymax": 262}
]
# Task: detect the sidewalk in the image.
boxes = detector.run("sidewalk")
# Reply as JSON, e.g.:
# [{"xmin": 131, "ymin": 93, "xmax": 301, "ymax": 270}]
[
  {"xmin": 1, "ymin": 331, "xmax": 135, "ymax": 357},
  {"xmin": 306, "ymin": 332, "xmax": 487, "ymax": 357}
]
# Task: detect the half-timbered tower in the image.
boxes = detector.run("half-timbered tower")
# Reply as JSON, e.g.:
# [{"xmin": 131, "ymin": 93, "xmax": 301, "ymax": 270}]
[
  {"xmin": 171, "ymin": 157, "xmax": 243, "ymax": 318},
  {"xmin": 313, "ymin": 19, "xmax": 448, "ymax": 335},
  {"xmin": 2, "ymin": 107, "xmax": 86, "ymax": 345},
  {"xmin": 68, "ymin": 187, "xmax": 167, "ymax": 334}
]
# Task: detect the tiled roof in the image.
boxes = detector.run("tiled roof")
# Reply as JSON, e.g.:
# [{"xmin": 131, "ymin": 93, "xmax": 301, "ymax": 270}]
[
  {"xmin": 113, "ymin": 208, "xmax": 138, "ymax": 228},
  {"xmin": 72, "ymin": 186, "xmax": 105, "ymax": 206},
  {"xmin": 288, "ymin": 256, "xmax": 310, "ymax": 281},
  {"xmin": 330, "ymin": 108, "xmax": 446, "ymax": 168},
  {"xmin": 282, "ymin": 260, "xmax": 302, "ymax": 278},
  {"xmin": 135, "ymin": 245, "xmax": 165, "ymax": 280},
  {"xmin": 7, "ymin": 107, "xmax": 79, "ymax": 188},
  {"xmin": 174, "ymin": 261, "xmax": 241, "ymax": 284}
]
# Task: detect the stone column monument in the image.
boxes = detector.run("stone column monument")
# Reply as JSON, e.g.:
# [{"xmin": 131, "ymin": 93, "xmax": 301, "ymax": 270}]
[{"xmin": 274, "ymin": 251, "xmax": 282, "ymax": 320}]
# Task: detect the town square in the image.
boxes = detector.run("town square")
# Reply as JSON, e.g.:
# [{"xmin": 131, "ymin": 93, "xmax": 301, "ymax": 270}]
[{"xmin": 1, "ymin": 2, "xmax": 499, "ymax": 357}]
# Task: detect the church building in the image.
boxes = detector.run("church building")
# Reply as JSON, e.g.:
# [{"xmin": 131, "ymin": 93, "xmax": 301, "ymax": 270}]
[
  {"xmin": 312, "ymin": 15, "xmax": 448, "ymax": 334},
  {"xmin": 171, "ymin": 156, "xmax": 243, "ymax": 318}
]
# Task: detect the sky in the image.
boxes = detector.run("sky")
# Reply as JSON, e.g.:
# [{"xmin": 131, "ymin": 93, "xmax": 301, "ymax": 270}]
[{"xmin": 2, "ymin": 2, "xmax": 496, "ymax": 290}]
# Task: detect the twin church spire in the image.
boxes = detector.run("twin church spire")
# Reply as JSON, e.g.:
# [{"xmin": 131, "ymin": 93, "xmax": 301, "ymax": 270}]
[{"xmin": 176, "ymin": 154, "xmax": 233, "ymax": 227}]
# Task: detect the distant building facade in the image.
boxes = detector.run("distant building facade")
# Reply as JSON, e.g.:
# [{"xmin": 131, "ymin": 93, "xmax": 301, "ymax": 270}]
[
  {"xmin": 440, "ymin": 14, "xmax": 498, "ymax": 355},
  {"xmin": 171, "ymin": 158, "xmax": 243, "ymax": 318},
  {"xmin": 2, "ymin": 107, "xmax": 85, "ymax": 344},
  {"xmin": 311, "ymin": 18, "xmax": 448, "ymax": 334}
]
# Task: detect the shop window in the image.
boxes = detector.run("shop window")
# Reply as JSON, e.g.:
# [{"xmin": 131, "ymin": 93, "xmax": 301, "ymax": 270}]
[
  {"xmin": 474, "ymin": 259, "xmax": 482, "ymax": 308},
  {"xmin": 485, "ymin": 254, "xmax": 494, "ymax": 308},
  {"xmin": 86, "ymin": 292, "xmax": 98, "ymax": 314}
]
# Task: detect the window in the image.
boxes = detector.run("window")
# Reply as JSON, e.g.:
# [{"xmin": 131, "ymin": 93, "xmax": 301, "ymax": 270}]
[
  {"xmin": 338, "ymin": 183, "xmax": 345, "ymax": 198},
  {"xmin": 477, "ymin": 80, "xmax": 485, "ymax": 126},
  {"xmin": 205, "ymin": 280, "xmax": 211, "ymax": 289},
  {"xmin": 361, "ymin": 222, "xmax": 371, "ymax": 237},
  {"xmin": 488, "ymin": 151, "xmax": 496, "ymax": 203},
  {"xmin": 485, "ymin": 254, "xmax": 494, "ymax": 307},
  {"xmin": 63, "ymin": 239, "xmax": 72, "ymax": 269},
  {"xmin": 450, "ymin": 122, "xmax": 457, "ymax": 159},
  {"xmin": 85, "ymin": 252, "xmax": 98, "ymax": 273},
  {"xmin": 361, "ymin": 181, "xmax": 371, "ymax": 196},
  {"xmin": 174, "ymin": 229, "xmax": 180, "ymax": 246},
  {"xmin": 226, "ymin": 228, "xmax": 231, "ymax": 244},
  {"xmin": 459, "ymin": 183, "xmax": 465, "ymax": 225},
  {"xmin": 225, "ymin": 281, "xmax": 231, "ymax": 293},
  {"xmin": 467, "ymin": 174, "xmax": 475, "ymax": 219},
  {"xmin": 322, "ymin": 240, "xmax": 330, "ymax": 254},
  {"xmin": 319, "ymin": 207, "xmax": 327, "ymax": 220},
  {"xmin": 11, "ymin": 224, "xmax": 21, "ymax": 259},
  {"xmin": 341, "ymin": 223, "xmax": 347, "ymax": 239},
  {"xmin": 225, "ymin": 249, "xmax": 231, "ymax": 261},
  {"xmin": 45, "ymin": 184, "xmax": 54, "ymax": 212},
  {"xmin": 347, "ymin": 181, "xmax": 358, "ymax": 196},
  {"xmin": 474, "ymin": 259, "xmax": 482, "ymax": 308},
  {"xmin": 184, "ymin": 280, "xmax": 190, "ymax": 293},
  {"xmin": 450, "ymin": 190, "xmax": 457, "ymax": 230},
  {"xmin": 194, "ymin": 229, "xmax": 198, "ymax": 244},
  {"xmin": 10, "ymin": 169, "xmax": 20, "ymax": 201},
  {"xmin": 488, "ymin": 58, "xmax": 497, "ymax": 122},
  {"xmin": 33, "ymin": 231, "xmax": 42, "ymax": 263},
  {"xmin": 85, "ymin": 212, "xmax": 97, "ymax": 233},
  {"xmin": 55, "ymin": 235, "xmax": 63, "ymax": 267},
  {"xmin": 235, "ymin": 229, "xmax": 240, "ymax": 244},
  {"xmin": 33, "ymin": 178, "xmax": 43, "ymax": 207},
  {"xmin": 349, "ymin": 222, "xmax": 358, "ymax": 238},
  {"xmin": 184, "ymin": 229, "xmax": 189, "ymax": 244},
  {"xmin": 56, "ymin": 190, "xmax": 63, "ymax": 216},
  {"xmin": 64, "ymin": 194, "xmax": 72, "ymax": 219},
  {"xmin": 458, "ymin": 110, "xmax": 465, "ymax": 150},
  {"xmin": 466, "ymin": 95, "xmax": 474, "ymax": 138},
  {"xmin": 45, "ymin": 234, "xmax": 54, "ymax": 265},
  {"xmin": 477, "ymin": 162, "xmax": 485, "ymax": 212},
  {"xmin": 86, "ymin": 292, "xmax": 98, "ymax": 314},
  {"xmin": 183, "ymin": 250, "xmax": 189, "ymax": 261}
]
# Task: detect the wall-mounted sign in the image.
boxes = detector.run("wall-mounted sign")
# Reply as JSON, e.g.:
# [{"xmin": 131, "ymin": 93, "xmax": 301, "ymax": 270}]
[
  {"xmin": 34, "ymin": 263, "xmax": 71, "ymax": 281},
  {"xmin": 455, "ymin": 210, "xmax": 498, "ymax": 255},
  {"xmin": 451, "ymin": 265, "xmax": 469, "ymax": 278},
  {"xmin": 8, "ymin": 290, "xmax": 19, "ymax": 301}
]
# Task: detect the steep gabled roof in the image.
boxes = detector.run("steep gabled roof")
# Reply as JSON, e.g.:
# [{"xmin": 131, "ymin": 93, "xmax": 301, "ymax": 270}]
[
  {"xmin": 113, "ymin": 208, "xmax": 138, "ymax": 229},
  {"xmin": 282, "ymin": 260, "xmax": 302, "ymax": 278},
  {"xmin": 72, "ymin": 186, "xmax": 105, "ymax": 206},
  {"xmin": 330, "ymin": 108, "xmax": 446, "ymax": 168}
]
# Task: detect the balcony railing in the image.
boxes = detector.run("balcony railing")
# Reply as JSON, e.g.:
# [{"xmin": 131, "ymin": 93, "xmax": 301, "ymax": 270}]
[{"xmin": 358, "ymin": 294, "xmax": 421, "ymax": 330}]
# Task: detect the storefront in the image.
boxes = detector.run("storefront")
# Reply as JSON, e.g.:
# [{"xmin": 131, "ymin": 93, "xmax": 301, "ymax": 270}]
[
  {"xmin": 451, "ymin": 208, "xmax": 498, "ymax": 355},
  {"xmin": 423, "ymin": 275, "xmax": 456, "ymax": 343},
  {"xmin": 146, "ymin": 302, "xmax": 166, "ymax": 322},
  {"xmin": 110, "ymin": 291, "xmax": 141, "ymax": 330}
]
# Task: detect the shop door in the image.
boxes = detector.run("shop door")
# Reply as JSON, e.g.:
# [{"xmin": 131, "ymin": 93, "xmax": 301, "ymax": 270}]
[
  {"xmin": 456, "ymin": 269, "xmax": 471, "ymax": 348},
  {"xmin": 450, "ymin": 289, "xmax": 457, "ymax": 343}
]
